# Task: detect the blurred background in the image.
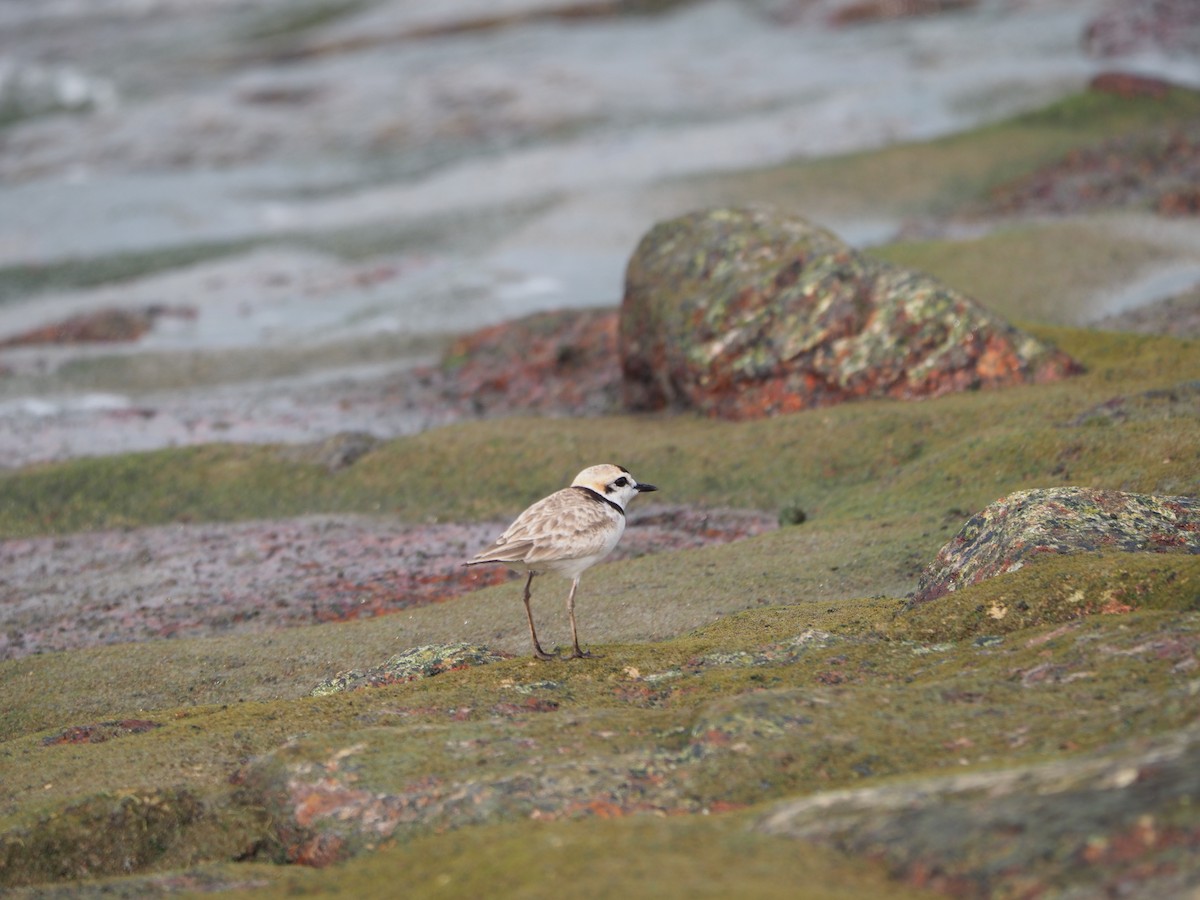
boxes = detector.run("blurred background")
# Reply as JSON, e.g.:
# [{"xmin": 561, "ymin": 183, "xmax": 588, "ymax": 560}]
[{"xmin": 0, "ymin": 0, "xmax": 1196, "ymax": 463}]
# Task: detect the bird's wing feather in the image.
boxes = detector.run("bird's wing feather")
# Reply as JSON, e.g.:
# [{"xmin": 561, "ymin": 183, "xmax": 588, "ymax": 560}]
[
  {"xmin": 468, "ymin": 488, "xmax": 619, "ymax": 565},
  {"xmin": 468, "ymin": 537, "xmax": 536, "ymax": 564}
]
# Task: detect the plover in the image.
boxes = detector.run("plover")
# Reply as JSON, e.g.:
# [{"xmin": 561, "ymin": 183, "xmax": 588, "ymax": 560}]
[{"xmin": 466, "ymin": 464, "xmax": 657, "ymax": 660}]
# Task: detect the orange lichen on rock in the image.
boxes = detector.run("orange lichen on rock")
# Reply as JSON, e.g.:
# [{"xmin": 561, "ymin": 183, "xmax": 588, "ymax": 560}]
[{"xmin": 620, "ymin": 208, "xmax": 1081, "ymax": 420}]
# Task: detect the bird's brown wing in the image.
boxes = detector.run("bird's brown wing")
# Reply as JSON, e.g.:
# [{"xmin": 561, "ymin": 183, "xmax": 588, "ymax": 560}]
[
  {"xmin": 468, "ymin": 536, "xmax": 536, "ymax": 564},
  {"xmin": 468, "ymin": 488, "xmax": 618, "ymax": 565}
]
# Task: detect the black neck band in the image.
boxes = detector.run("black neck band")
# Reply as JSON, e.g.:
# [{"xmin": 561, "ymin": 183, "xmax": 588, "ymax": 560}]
[{"xmin": 573, "ymin": 485, "xmax": 625, "ymax": 516}]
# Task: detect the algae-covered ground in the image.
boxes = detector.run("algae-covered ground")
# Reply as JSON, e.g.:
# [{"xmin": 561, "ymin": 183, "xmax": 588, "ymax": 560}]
[{"xmin": 3, "ymin": 86, "xmax": 1200, "ymax": 897}]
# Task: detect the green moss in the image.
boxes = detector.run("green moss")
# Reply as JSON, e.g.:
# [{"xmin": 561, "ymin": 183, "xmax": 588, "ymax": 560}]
[
  {"xmin": 681, "ymin": 86, "xmax": 1200, "ymax": 222},
  {"xmin": 0, "ymin": 325, "xmax": 1196, "ymax": 537},
  {"xmin": 0, "ymin": 788, "xmax": 261, "ymax": 888},
  {"xmin": 866, "ymin": 221, "xmax": 1179, "ymax": 326},
  {"xmin": 2, "ymin": 550, "xmax": 1198, "ymax": 891},
  {"xmin": 891, "ymin": 553, "xmax": 1200, "ymax": 644},
  {"xmin": 247, "ymin": 814, "xmax": 935, "ymax": 900},
  {"xmin": 0, "ymin": 444, "xmax": 326, "ymax": 535},
  {"xmin": 1007, "ymin": 84, "xmax": 1200, "ymax": 131}
]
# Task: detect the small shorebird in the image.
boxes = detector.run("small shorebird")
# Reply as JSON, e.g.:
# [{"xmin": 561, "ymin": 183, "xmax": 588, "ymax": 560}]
[{"xmin": 466, "ymin": 464, "xmax": 657, "ymax": 660}]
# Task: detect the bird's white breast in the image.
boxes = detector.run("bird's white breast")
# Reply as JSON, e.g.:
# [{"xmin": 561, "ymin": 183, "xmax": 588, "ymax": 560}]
[{"xmin": 541, "ymin": 508, "xmax": 625, "ymax": 578}]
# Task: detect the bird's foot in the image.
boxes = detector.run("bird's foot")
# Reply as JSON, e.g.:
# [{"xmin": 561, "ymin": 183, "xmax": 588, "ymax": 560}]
[
  {"xmin": 568, "ymin": 648, "xmax": 599, "ymax": 660},
  {"xmin": 532, "ymin": 646, "xmax": 559, "ymax": 661}
]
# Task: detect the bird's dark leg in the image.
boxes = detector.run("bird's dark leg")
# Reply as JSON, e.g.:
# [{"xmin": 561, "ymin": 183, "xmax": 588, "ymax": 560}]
[
  {"xmin": 566, "ymin": 576, "xmax": 597, "ymax": 660},
  {"xmin": 523, "ymin": 572, "xmax": 556, "ymax": 661}
]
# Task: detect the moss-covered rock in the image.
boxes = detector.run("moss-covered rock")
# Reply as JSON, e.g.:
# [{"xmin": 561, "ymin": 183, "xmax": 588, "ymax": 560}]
[
  {"xmin": 310, "ymin": 643, "xmax": 509, "ymax": 695},
  {"xmin": 893, "ymin": 552, "xmax": 1200, "ymax": 643},
  {"xmin": 4, "ymin": 574, "xmax": 1199, "ymax": 894},
  {"xmin": 224, "ymin": 584, "xmax": 1200, "ymax": 879},
  {"xmin": 0, "ymin": 790, "xmax": 207, "ymax": 887},
  {"xmin": 620, "ymin": 207, "xmax": 1080, "ymax": 419},
  {"xmin": 757, "ymin": 723, "xmax": 1200, "ymax": 898},
  {"xmin": 912, "ymin": 487, "xmax": 1200, "ymax": 605}
]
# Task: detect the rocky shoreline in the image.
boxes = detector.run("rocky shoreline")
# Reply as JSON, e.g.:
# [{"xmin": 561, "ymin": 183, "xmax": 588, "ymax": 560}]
[{"xmin": 3, "ymin": 1, "xmax": 1200, "ymax": 897}]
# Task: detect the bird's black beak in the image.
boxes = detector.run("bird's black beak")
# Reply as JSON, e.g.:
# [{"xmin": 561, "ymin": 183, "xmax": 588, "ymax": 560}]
[{"xmin": 636, "ymin": 482, "xmax": 658, "ymax": 493}]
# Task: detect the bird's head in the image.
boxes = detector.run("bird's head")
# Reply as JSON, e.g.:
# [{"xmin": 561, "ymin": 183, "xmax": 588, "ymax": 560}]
[{"xmin": 571, "ymin": 463, "xmax": 657, "ymax": 510}]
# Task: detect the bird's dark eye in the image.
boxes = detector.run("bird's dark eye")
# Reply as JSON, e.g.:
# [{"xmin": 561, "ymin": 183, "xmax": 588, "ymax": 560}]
[{"xmin": 613, "ymin": 477, "xmax": 629, "ymax": 488}]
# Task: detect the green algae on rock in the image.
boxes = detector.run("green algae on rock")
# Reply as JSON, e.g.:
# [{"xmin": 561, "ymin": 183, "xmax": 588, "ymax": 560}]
[
  {"xmin": 620, "ymin": 207, "xmax": 1081, "ymax": 419},
  {"xmin": 911, "ymin": 487, "xmax": 1200, "ymax": 605},
  {"xmin": 310, "ymin": 643, "xmax": 508, "ymax": 696}
]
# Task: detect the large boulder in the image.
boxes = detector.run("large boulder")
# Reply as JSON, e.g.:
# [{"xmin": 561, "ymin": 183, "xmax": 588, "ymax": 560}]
[
  {"xmin": 619, "ymin": 207, "xmax": 1081, "ymax": 419},
  {"xmin": 911, "ymin": 486, "xmax": 1200, "ymax": 605}
]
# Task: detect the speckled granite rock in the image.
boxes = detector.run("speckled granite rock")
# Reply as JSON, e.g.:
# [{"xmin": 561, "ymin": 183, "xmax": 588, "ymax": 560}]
[
  {"xmin": 619, "ymin": 207, "xmax": 1081, "ymax": 419},
  {"xmin": 911, "ymin": 487, "xmax": 1200, "ymax": 605}
]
